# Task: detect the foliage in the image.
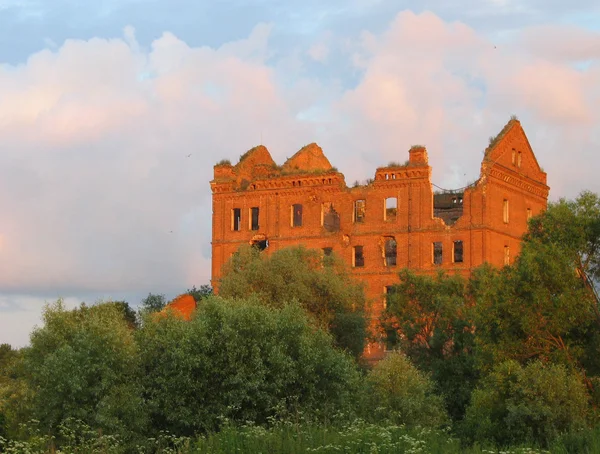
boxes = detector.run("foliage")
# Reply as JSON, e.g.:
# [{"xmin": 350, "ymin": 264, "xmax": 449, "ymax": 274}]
[
  {"xmin": 109, "ymin": 301, "xmax": 138, "ymax": 329},
  {"xmin": 20, "ymin": 300, "xmax": 146, "ymax": 445},
  {"xmin": 524, "ymin": 190, "xmax": 600, "ymax": 318},
  {"xmin": 382, "ymin": 270, "xmax": 479, "ymax": 421},
  {"xmin": 137, "ymin": 296, "xmax": 361, "ymax": 436},
  {"xmin": 471, "ymin": 236, "xmax": 596, "ymax": 375},
  {"xmin": 218, "ymin": 245, "xmax": 368, "ymax": 358},
  {"xmin": 361, "ymin": 352, "xmax": 450, "ymax": 429},
  {"xmin": 463, "ymin": 360, "xmax": 590, "ymax": 447},
  {"xmin": 186, "ymin": 284, "xmax": 213, "ymax": 302},
  {"xmin": 0, "ymin": 344, "xmax": 21, "ymax": 439},
  {"xmin": 139, "ymin": 293, "xmax": 167, "ymax": 314}
]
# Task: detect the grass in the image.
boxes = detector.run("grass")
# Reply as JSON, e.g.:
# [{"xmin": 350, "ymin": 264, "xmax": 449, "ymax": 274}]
[{"xmin": 3, "ymin": 421, "xmax": 600, "ymax": 453}]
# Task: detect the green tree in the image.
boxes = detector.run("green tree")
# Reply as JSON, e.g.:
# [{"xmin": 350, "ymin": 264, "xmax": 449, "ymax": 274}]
[
  {"xmin": 471, "ymin": 236, "xmax": 596, "ymax": 377},
  {"xmin": 362, "ymin": 351, "xmax": 449, "ymax": 428},
  {"xmin": 139, "ymin": 293, "xmax": 167, "ymax": 314},
  {"xmin": 525, "ymin": 190, "xmax": 600, "ymax": 324},
  {"xmin": 218, "ymin": 245, "xmax": 368, "ymax": 358},
  {"xmin": 0, "ymin": 344, "xmax": 20, "ymax": 439},
  {"xmin": 186, "ymin": 284, "xmax": 213, "ymax": 302},
  {"xmin": 463, "ymin": 360, "xmax": 590, "ymax": 447},
  {"xmin": 381, "ymin": 270, "xmax": 478, "ymax": 421},
  {"xmin": 137, "ymin": 296, "xmax": 361, "ymax": 436},
  {"xmin": 109, "ymin": 300, "xmax": 138, "ymax": 329},
  {"xmin": 21, "ymin": 300, "xmax": 146, "ymax": 445}
]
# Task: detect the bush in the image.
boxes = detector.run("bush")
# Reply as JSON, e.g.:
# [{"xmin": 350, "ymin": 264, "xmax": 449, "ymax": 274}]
[
  {"xmin": 137, "ymin": 296, "xmax": 361, "ymax": 436},
  {"xmin": 21, "ymin": 300, "xmax": 146, "ymax": 445},
  {"xmin": 218, "ymin": 245, "xmax": 368, "ymax": 358},
  {"xmin": 361, "ymin": 352, "xmax": 449, "ymax": 428},
  {"xmin": 463, "ymin": 360, "xmax": 590, "ymax": 447}
]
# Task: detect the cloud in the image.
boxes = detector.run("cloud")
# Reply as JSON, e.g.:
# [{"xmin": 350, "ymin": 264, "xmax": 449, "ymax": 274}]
[{"xmin": 1, "ymin": 8, "xmax": 599, "ymax": 346}]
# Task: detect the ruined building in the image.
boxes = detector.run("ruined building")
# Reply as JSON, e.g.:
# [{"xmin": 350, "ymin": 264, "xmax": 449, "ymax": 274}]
[{"xmin": 210, "ymin": 119, "xmax": 550, "ymax": 359}]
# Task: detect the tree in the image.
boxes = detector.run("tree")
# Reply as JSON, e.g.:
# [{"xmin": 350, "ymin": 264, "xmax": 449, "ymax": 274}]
[
  {"xmin": 218, "ymin": 245, "xmax": 368, "ymax": 358},
  {"xmin": 21, "ymin": 300, "xmax": 146, "ymax": 445},
  {"xmin": 525, "ymin": 190, "xmax": 600, "ymax": 324},
  {"xmin": 381, "ymin": 269, "xmax": 478, "ymax": 421},
  {"xmin": 186, "ymin": 285, "xmax": 213, "ymax": 302},
  {"xmin": 137, "ymin": 296, "xmax": 360, "ymax": 436},
  {"xmin": 139, "ymin": 293, "xmax": 167, "ymax": 314},
  {"xmin": 0, "ymin": 344, "xmax": 20, "ymax": 439},
  {"xmin": 361, "ymin": 351, "xmax": 449, "ymax": 428},
  {"xmin": 109, "ymin": 300, "xmax": 138, "ymax": 329},
  {"xmin": 463, "ymin": 360, "xmax": 589, "ymax": 447}
]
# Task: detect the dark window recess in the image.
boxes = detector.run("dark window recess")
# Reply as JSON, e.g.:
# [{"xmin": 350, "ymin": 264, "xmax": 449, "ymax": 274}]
[
  {"xmin": 385, "ymin": 237, "xmax": 397, "ymax": 267},
  {"xmin": 251, "ymin": 235, "xmax": 268, "ymax": 251},
  {"xmin": 354, "ymin": 199, "xmax": 366, "ymax": 223},
  {"xmin": 323, "ymin": 203, "xmax": 341, "ymax": 232},
  {"xmin": 323, "ymin": 247, "xmax": 333, "ymax": 256},
  {"xmin": 433, "ymin": 192, "xmax": 464, "ymax": 226},
  {"xmin": 250, "ymin": 207, "xmax": 259, "ymax": 230},
  {"xmin": 292, "ymin": 204, "xmax": 303, "ymax": 227},
  {"xmin": 453, "ymin": 240, "xmax": 463, "ymax": 263},
  {"xmin": 385, "ymin": 329, "xmax": 398, "ymax": 351},
  {"xmin": 232, "ymin": 208, "xmax": 241, "ymax": 231},
  {"xmin": 354, "ymin": 246, "xmax": 364, "ymax": 267},
  {"xmin": 433, "ymin": 242, "xmax": 443, "ymax": 265}
]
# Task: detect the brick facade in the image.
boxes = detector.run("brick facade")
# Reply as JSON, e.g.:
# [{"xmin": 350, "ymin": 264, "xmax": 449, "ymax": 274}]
[{"xmin": 209, "ymin": 119, "xmax": 549, "ymax": 359}]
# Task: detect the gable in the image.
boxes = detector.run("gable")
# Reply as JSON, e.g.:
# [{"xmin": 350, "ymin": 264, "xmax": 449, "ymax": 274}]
[
  {"xmin": 484, "ymin": 119, "xmax": 547, "ymax": 184},
  {"xmin": 282, "ymin": 143, "xmax": 333, "ymax": 173}
]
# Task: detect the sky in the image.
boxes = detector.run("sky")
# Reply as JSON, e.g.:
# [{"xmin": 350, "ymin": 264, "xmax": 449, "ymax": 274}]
[{"xmin": 1, "ymin": 0, "xmax": 599, "ymax": 347}]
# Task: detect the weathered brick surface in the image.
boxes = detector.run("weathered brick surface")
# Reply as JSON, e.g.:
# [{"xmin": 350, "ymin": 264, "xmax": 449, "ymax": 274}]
[{"xmin": 210, "ymin": 119, "xmax": 549, "ymax": 360}]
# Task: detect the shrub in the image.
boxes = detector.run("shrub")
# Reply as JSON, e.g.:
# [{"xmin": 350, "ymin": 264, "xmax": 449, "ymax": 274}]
[
  {"xmin": 462, "ymin": 360, "xmax": 590, "ymax": 447},
  {"xmin": 361, "ymin": 352, "xmax": 449, "ymax": 428},
  {"xmin": 137, "ymin": 296, "xmax": 361, "ymax": 436},
  {"xmin": 21, "ymin": 300, "xmax": 146, "ymax": 445}
]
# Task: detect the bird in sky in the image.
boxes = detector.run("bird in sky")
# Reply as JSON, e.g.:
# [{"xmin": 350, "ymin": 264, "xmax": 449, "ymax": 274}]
[{"xmin": 187, "ymin": 154, "xmax": 192, "ymax": 157}]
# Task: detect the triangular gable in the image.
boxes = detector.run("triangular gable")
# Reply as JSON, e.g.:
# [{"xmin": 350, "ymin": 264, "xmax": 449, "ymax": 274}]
[
  {"xmin": 282, "ymin": 143, "xmax": 333, "ymax": 173},
  {"xmin": 235, "ymin": 145, "xmax": 276, "ymax": 170},
  {"xmin": 483, "ymin": 119, "xmax": 546, "ymax": 184}
]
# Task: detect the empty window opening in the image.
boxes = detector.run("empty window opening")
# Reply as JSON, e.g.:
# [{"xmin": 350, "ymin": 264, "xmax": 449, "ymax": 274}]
[
  {"xmin": 385, "ymin": 197, "xmax": 397, "ymax": 221},
  {"xmin": 385, "ymin": 173, "xmax": 389, "ymax": 180},
  {"xmin": 292, "ymin": 204, "xmax": 303, "ymax": 227},
  {"xmin": 433, "ymin": 192, "xmax": 464, "ymax": 226},
  {"xmin": 392, "ymin": 174, "xmax": 396, "ymax": 180},
  {"xmin": 453, "ymin": 240, "xmax": 464, "ymax": 263},
  {"xmin": 322, "ymin": 202, "xmax": 340, "ymax": 232},
  {"xmin": 232, "ymin": 208, "xmax": 241, "ymax": 231},
  {"xmin": 384, "ymin": 285, "xmax": 399, "ymax": 310},
  {"xmin": 527, "ymin": 208, "xmax": 532, "ymax": 220},
  {"xmin": 354, "ymin": 199, "xmax": 366, "ymax": 223},
  {"xmin": 433, "ymin": 242, "xmax": 443, "ymax": 265},
  {"xmin": 517, "ymin": 151, "xmax": 522, "ymax": 168},
  {"xmin": 384, "ymin": 237, "xmax": 397, "ymax": 267},
  {"xmin": 504, "ymin": 245, "xmax": 510, "ymax": 265},
  {"xmin": 250, "ymin": 207, "xmax": 259, "ymax": 231},
  {"xmin": 251, "ymin": 235, "xmax": 268, "ymax": 252},
  {"xmin": 503, "ymin": 199, "xmax": 509, "ymax": 224},
  {"xmin": 353, "ymin": 246, "xmax": 365, "ymax": 267}
]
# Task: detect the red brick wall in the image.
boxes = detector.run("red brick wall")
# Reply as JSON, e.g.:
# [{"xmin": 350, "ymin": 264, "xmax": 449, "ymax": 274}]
[{"xmin": 210, "ymin": 120, "xmax": 549, "ymax": 360}]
